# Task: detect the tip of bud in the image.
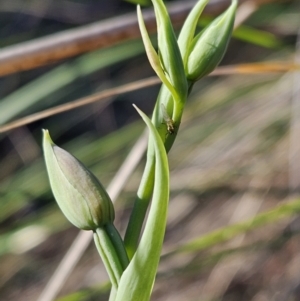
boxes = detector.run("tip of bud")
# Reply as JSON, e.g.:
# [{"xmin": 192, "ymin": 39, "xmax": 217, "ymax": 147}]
[
  {"xmin": 42, "ymin": 128, "xmax": 49, "ymax": 135},
  {"xmin": 186, "ymin": 0, "xmax": 237, "ymax": 82},
  {"xmin": 43, "ymin": 129, "xmax": 54, "ymax": 145}
]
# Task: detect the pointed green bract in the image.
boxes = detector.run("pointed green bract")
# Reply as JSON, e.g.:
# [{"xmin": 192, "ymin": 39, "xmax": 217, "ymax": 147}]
[
  {"xmin": 186, "ymin": 0, "xmax": 237, "ymax": 82},
  {"xmin": 115, "ymin": 105, "xmax": 169, "ymax": 301},
  {"xmin": 177, "ymin": 0, "xmax": 210, "ymax": 68},
  {"xmin": 43, "ymin": 129, "xmax": 114, "ymax": 231},
  {"xmin": 150, "ymin": 0, "xmax": 187, "ymax": 103},
  {"xmin": 137, "ymin": 5, "xmax": 179, "ymax": 101},
  {"xmin": 136, "ymin": 0, "xmax": 188, "ymax": 104},
  {"xmin": 136, "ymin": 0, "xmax": 190, "ymax": 148}
]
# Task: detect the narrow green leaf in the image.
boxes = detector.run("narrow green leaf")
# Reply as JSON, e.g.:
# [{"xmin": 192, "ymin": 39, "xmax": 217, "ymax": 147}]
[
  {"xmin": 115, "ymin": 105, "xmax": 169, "ymax": 301},
  {"xmin": 164, "ymin": 198, "xmax": 300, "ymax": 257},
  {"xmin": 233, "ymin": 25, "xmax": 282, "ymax": 49},
  {"xmin": 0, "ymin": 40, "xmax": 144, "ymax": 125}
]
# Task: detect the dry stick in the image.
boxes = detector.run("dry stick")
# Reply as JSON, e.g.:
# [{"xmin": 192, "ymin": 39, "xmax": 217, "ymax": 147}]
[
  {"xmin": 0, "ymin": 77, "xmax": 159, "ymax": 133},
  {"xmin": 37, "ymin": 132, "xmax": 148, "ymax": 301},
  {"xmin": 1, "ymin": 63, "xmax": 300, "ymax": 134},
  {"xmin": 0, "ymin": 0, "xmax": 238, "ymax": 77},
  {"xmin": 214, "ymin": 62, "xmax": 300, "ymax": 75},
  {"xmin": 0, "ymin": 0, "xmax": 297, "ymax": 134}
]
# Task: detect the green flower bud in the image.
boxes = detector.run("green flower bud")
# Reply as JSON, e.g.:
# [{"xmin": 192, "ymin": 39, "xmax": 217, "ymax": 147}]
[
  {"xmin": 138, "ymin": 0, "xmax": 188, "ymax": 104},
  {"xmin": 43, "ymin": 130, "xmax": 114, "ymax": 231},
  {"xmin": 186, "ymin": 0, "xmax": 237, "ymax": 82},
  {"xmin": 178, "ymin": 0, "xmax": 210, "ymax": 68},
  {"xmin": 152, "ymin": 0, "xmax": 188, "ymax": 102}
]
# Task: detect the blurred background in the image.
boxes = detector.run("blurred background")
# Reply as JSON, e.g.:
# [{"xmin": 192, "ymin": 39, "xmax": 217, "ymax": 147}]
[{"xmin": 1, "ymin": 0, "xmax": 300, "ymax": 300}]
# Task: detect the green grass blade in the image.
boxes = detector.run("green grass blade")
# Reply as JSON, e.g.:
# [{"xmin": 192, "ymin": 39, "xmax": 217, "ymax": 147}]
[
  {"xmin": 164, "ymin": 198, "xmax": 300, "ymax": 257},
  {"xmin": 0, "ymin": 39, "xmax": 144, "ymax": 125}
]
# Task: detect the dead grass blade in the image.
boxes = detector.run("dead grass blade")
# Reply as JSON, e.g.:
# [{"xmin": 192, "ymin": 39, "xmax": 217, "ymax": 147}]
[
  {"xmin": 0, "ymin": 77, "xmax": 159, "ymax": 133},
  {"xmin": 0, "ymin": 0, "xmax": 236, "ymax": 77},
  {"xmin": 0, "ymin": 62, "xmax": 299, "ymax": 134}
]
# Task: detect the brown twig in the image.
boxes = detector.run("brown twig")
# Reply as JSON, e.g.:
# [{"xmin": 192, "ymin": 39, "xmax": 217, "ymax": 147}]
[
  {"xmin": 0, "ymin": 0, "xmax": 245, "ymax": 77},
  {"xmin": 0, "ymin": 62, "xmax": 299, "ymax": 134}
]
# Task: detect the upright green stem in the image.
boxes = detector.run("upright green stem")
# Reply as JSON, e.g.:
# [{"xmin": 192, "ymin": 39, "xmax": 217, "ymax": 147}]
[
  {"xmin": 93, "ymin": 227, "xmax": 124, "ymax": 289},
  {"xmin": 124, "ymin": 83, "xmax": 193, "ymax": 259},
  {"xmin": 124, "ymin": 0, "xmax": 235, "ymax": 263},
  {"xmin": 124, "ymin": 150, "xmax": 155, "ymax": 259},
  {"xmin": 108, "ymin": 286, "xmax": 117, "ymax": 301},
  {"xmin": 105, "ymin": 223, "xmax": 129, "ymax": 270}
]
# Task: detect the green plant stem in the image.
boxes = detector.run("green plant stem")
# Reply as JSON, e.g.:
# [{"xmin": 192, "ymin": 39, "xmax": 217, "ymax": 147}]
[
  {"xmin": 124, "ymin": 83, "xmax": 192, "ymax": 259},
  {"xmin": 93, "ymin": 227, "xmax": 124, "ymax": 289},
  {"xmin": 164, "ymin": 198, "xmax": 300, "ymax": 256},
  {"xmin": 115, "ymin": 104, "xmax": 170, "ymax": 301},
  {"xmin": 124, "ymin": 151, "xmax": 155, "ymax": 259},
  {"xmin": 104, "ymin": 223, "xmax": 129, "ymax": 270},
  {"xmin": 108, "ymin": 286, "xmax": 117, "ymax": 301}
]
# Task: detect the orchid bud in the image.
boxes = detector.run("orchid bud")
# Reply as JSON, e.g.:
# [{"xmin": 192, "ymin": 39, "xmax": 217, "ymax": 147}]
[
  {"xmin": 186, "ymin": 0, "xmax": 237, "ymax": 82},
  {"xmin": 137, "ymin": 0, "xmax": 188, "ymax": 104},
  {"xmin": 43, "ymin": 130, "xmax": 114, "ymax": 231},
  {"xmin": 152, "ymin": 0, "xmax": 187, "ymax": 102}
]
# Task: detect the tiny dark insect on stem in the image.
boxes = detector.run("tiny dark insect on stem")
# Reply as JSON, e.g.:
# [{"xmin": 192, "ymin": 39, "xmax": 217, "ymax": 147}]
[{"xmin": 161, "ymin": 103, "xmax": 175, "ymax": 134}]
